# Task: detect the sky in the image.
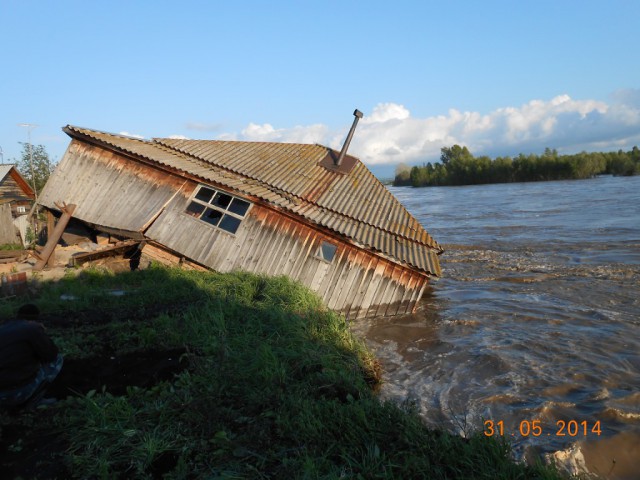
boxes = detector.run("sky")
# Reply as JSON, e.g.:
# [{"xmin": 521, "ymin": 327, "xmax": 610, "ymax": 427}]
[{"xmin": 1, "ymin": 0, "xmax": 639, "ymax": 179}]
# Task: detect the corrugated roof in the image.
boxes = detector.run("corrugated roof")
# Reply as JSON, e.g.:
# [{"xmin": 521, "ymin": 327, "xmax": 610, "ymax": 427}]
[{"xmin": 63, "ymin": 125, "xmax": 442, "ymax": 276}]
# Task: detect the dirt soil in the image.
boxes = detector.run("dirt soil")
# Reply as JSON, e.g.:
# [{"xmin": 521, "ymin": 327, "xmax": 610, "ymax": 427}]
[{"xmin": 1, "ymin": 242, "xmax": 146, "ymax": 286}]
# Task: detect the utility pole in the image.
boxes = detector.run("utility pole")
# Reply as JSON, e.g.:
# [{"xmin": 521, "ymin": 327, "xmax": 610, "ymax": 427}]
[{"xmin": 17, "ymin": 123, "xmax": 38, "ymax": 201}]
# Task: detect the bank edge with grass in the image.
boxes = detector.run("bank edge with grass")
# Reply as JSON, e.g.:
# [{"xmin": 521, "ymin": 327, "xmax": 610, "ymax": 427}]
[{"xmin": 0, "ymin": 265, "xmax": 567, "ymax": 478}]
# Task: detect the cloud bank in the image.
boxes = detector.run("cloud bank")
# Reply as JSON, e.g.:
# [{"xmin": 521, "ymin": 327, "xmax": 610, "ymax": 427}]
[{"xmin": 227, "ymin": 90, "xmax": 640, "ymax": 165}]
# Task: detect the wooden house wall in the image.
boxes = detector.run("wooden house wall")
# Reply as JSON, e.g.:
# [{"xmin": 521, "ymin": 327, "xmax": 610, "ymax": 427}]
[
  {"xmin": 0, "ymin": 175, "xmax": 30, "ymax": 201},
  {"xmin": 0, "ymin": 175, "xmax": 33, "ymax": 217},
  {"xmin": 38, "ymin": 141, "xmax": 188, "ymax": 234},
  {"xmin": 147, "ymin": 189, "xmax": 429, "ymax": 319}
]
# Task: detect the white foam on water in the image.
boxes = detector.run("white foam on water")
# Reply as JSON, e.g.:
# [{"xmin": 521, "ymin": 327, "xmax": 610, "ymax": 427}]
[
  {"xmin": 550, "ymin": 432, "xmax": 640, "ymax": 480},
  {"xmin": 546, "ymin": 444, "xmax": 589, "ymax": 477}
]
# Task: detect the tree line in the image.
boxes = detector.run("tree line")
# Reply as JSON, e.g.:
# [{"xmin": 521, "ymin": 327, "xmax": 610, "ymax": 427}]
[{"xmin": 394, "ymin": 145, "xmax": 640, "ymax": 187}]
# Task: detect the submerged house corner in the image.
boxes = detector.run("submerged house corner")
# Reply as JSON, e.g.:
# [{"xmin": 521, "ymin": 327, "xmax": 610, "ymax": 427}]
[{"xmin": 38, "ymin": 123, "xmax": 443, "ymax": 319}]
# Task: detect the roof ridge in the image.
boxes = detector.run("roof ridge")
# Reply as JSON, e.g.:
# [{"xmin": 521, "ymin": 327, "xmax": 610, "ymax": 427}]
[{"xmin": 65, "ymin": 125, "xmax": 153, "ymax": 143}]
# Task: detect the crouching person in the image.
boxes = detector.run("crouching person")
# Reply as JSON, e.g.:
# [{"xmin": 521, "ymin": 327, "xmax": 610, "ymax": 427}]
[{"xmin": 0, "ymin": 304, "xmax": 63, "ymax": 409}]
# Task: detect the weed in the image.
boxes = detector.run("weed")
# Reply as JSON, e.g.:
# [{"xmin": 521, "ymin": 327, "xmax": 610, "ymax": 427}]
[{"xmin": 0, "ymin": 243, "xmax": 23, "ymax": 251}]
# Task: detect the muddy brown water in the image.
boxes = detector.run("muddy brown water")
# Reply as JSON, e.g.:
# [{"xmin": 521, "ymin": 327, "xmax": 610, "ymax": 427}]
[{"xmin": 351, "ymin": 176, "xmax": 640, "ymax": 479}]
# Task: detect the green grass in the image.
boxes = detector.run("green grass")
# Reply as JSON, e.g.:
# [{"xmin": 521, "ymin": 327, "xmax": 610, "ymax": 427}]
[
  {"xmin": 0, "ymin": 243, "xmax": 23, "ymax": 251},
  {"xmin": 0, "ymin": 265, "xmax": 568, "ymax": 479}
]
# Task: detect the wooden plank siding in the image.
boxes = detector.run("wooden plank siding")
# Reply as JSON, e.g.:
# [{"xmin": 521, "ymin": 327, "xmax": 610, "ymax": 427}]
[
  {"xmin": 38, "ymin": 141, "xmax": 188, "ymax": 234},
  {"xmin": 0, "ymin": 168, "xmax": 34, "ymax": 219},
  {"xmin": 0, "ymin": 175, "xmax": 31, "ymax": 201}
]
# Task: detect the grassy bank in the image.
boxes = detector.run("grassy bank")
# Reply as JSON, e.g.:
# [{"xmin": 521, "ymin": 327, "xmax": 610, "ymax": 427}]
[{"xmin": 0, "ymin": 265, "xmax": 566, "ymax": 478}]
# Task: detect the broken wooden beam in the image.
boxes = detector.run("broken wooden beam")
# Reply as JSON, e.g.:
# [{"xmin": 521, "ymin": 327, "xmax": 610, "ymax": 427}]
[
  {"xmin": 70, "ymin": 240, "xmax": 140, "ymax": 267},
  {"xmin": 33, "ymin": 203, "xmax": 76, "ymax": 271},
  {"xmin": 0, "ymin": 250, "xmax": 28, "ymax": 264},
  {"xmin": 46, "ymin": 210, "xmax": 56, "ymax": 267}
]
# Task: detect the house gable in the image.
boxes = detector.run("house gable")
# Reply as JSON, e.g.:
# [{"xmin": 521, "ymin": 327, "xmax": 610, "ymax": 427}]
[{"xmin": 0, "ymin": 165, "xmax": 35, "ymax": 202}]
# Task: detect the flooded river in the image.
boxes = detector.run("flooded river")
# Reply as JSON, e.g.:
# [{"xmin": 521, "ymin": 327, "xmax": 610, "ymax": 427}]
[{"xmin": 352, "ymin": 175, "xmax": 640, "ymax": 479}]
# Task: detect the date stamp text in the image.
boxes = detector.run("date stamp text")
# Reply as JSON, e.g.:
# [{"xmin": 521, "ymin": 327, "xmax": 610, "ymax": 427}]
[{"xmin": 483, "ymin": 420, "xmax": 602, "ymax": 438}]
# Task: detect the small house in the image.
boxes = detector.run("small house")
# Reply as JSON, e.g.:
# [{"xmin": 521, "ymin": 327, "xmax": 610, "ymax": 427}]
[
  {"xmin": 39, "ymin": 123, "xmax": 443, "ymax": 319},
  {"xmin": 0, "ymin": 165, "xmax": 35, "ymax": 245}
]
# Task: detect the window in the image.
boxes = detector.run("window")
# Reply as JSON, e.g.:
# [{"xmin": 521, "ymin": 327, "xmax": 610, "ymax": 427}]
[
  {"xmin": 186, "ymin": 186, "xmax": 251, "ymax": 234},
  {"xmin": 316, "ymin": 241, "xmax": 337, "ymax": 262},
  {"xmin": 16, "ymin": 206, "xmax": 26, "ymax": 214}
]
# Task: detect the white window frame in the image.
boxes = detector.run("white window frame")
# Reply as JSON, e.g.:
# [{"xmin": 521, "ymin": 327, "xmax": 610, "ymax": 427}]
[{"xmin": 185, "ymin": 185, "xmax": 252, "ymax": 235}]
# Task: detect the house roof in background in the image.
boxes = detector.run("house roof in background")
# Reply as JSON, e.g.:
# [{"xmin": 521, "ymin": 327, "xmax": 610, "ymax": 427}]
[{"xmin": 0, "ymin": 164, "xmax": 36, "ymax": 199}]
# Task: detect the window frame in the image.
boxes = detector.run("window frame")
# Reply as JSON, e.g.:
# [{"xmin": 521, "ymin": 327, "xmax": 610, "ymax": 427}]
[
  {"xmin": 185, "ymin": 185, "xmax": 252, "ymax": 235},
  {"xmin": 316, "ymin": 240, "xmax": 338, "ymax": 263}
]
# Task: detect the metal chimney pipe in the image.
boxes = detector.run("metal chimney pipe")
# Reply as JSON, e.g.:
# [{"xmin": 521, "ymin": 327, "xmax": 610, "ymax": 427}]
[{"xmin": 336, "ymin": 109, "xmax": 363, "ymax": 166}]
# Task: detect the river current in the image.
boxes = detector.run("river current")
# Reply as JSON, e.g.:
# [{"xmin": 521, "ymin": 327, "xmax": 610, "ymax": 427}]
[{"xmin": 352, "ymin": 175, "xmax": 640, "ymax": 479}]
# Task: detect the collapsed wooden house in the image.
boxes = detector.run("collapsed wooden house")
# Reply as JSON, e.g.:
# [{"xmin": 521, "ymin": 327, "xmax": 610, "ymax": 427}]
[
  {"xmin": 0, "ymin": 165, "xmax": 35, "ymax": 246},
  {"xmin": 38, "ymin": 121, "xmax": 443, "ymax": 319}
]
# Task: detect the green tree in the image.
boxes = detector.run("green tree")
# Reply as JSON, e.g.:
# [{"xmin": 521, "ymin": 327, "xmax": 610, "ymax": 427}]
[
  {"xmin": 16, "ymin": 143, "xmax": 53, "ymax": 195},
  {"xmin": 410, "ymin": 165, "xmax": 430, "ymax": 187},
  {"xmin": 440, "ymin": 144, "xmax": 472, "ymax": 166},
  {"xmin": 393, "ymin": 144, "xmax": 635, "ymax": 188}
]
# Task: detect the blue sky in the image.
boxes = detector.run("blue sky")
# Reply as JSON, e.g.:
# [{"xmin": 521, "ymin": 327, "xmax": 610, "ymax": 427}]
[{"xmin": 2, "ymin": 0, "xmax": 639, "ymax": 178}]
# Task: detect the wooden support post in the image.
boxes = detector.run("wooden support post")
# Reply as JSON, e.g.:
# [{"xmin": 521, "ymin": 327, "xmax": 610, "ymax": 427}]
[
  {"xmin": 33, "ymin": 203, "xmax": 76, "ymax": 271},
  {"xmin": 46, "ymin": 210, "xmax": 56, "ymax": 268}
]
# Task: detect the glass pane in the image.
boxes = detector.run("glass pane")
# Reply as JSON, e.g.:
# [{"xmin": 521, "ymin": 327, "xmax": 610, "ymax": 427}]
[
  {"xmin": 219, "ymin": 215, "xmax": 241, "ymax": 234},
  {"xmin": 211, "ymin": 192, "xmax": 232, "ymax": 209},
  {"xmin": 228, "ymin": 198, "xmax": 250, "ymax": 216},
  {"xmin": 185, "ymin": 201, "xmax": 206, "ymax": 218},
  {"xmin": 195, "ymin": 187, "xmax": 215, "ymax": 203},
  {"xmin": 320, "ymin": 242, "xmax": 337, "ymax": 262},
  {"xmin": 201, "ymin": 208, "xmax": 223, "ymax": 226}
]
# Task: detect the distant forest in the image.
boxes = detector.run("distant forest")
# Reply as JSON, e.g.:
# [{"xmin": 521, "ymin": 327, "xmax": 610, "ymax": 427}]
[{"xmin": 393, "ymin": 145, "xmax": 640, "ymax": 187}]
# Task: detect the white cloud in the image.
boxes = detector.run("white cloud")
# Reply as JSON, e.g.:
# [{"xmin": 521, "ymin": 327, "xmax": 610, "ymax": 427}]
[
  {"xmin": 240, "ymin": 122, "xmax": 329, "ymax": 144},
  {"xmin": 223, "ymin": 91, "xmax": 640, "ymax": 165},
  {"xmin": 119, "ymin": 131, "xmax": 145, "ymax": 139},
  {"xmin": 168, "ymin": 134, "xmax": 190, "ymax": 140},
  {"xmin": 363, "ymin": 102, "xmax": 410, "ymax": 123}
]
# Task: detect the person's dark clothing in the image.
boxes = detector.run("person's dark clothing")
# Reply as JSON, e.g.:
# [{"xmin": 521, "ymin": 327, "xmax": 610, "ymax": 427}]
[{"xmin": 0, "ymin": 320, "xmax": 59, "ymax": 390}]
